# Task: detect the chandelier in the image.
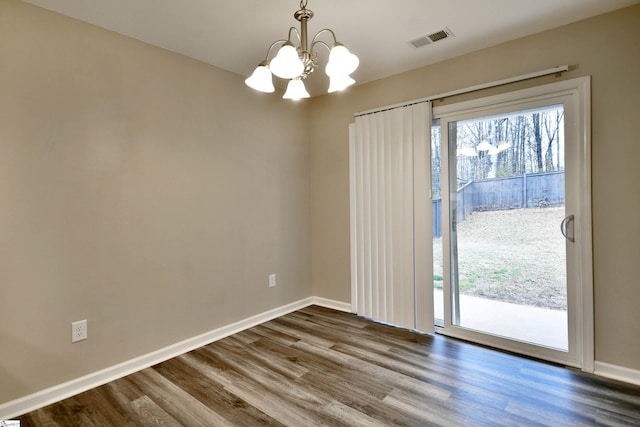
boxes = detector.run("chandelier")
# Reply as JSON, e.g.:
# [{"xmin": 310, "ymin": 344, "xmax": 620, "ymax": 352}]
[{"xmin": 245, "ymin": 0, "xmax": 359, "ymax": 100}]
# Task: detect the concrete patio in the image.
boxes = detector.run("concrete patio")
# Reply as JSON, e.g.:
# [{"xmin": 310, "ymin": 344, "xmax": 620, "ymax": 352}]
[{"xmin": 434, "ymin": 289, "xmax": 568, "ymax": 350}]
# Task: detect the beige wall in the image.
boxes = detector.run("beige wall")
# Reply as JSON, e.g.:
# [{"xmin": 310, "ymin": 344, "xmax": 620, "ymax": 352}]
[
  {"xmin": 0, "ymin": 0, "xmax": 311, "ymax": 404},
  {"xmin": 309, "ymin": 5, "xmax": 640, "ymax": 370}
]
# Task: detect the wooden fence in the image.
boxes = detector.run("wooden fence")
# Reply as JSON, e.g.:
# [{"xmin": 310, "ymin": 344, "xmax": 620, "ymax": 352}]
[{"xmin": 433, "ymin": 171, "xmax": 564, "ymax": 237}]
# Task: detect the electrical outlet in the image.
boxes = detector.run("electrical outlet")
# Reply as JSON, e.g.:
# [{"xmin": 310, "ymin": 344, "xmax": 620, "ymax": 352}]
[
  {"xmin": 71, "ymin": 320, "xmax": 87, "ymax": 343},
  {"xmin": 269, "ymin": 273, "xmax": 276, "ymax": 288}
]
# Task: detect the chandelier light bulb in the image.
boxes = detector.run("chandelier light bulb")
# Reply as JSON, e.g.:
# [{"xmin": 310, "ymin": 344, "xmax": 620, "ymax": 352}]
[
  {"xmin": 244, "ymin": 62, "xmax": 275, "ymax": 93},
  {"xmin": 270, "ymin": 43, "xmax": 304, "ymax": 79},
  {"xmin": 497, "ymin": 141, "xmax": 512, "ymax": 152},
  {"xmin": 328, "ymin": 74, "xmax": 355, "ymax": 93},
  {"xmin": 477, "ymin": 140, "xmax": 492, "ymax": 151},
  {"xmin": 458, "ymin": 146, "xmax": 478, "ymax": 157},
  {"xmin": 283, "ymin": 78, "xmax": 310, "ymax": 100},
  {"xmin": 325, "ymin": 44, "xmax": 359, "ymax": 77}
]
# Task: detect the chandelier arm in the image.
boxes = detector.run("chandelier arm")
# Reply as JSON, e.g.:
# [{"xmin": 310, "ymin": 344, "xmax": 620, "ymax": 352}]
[
  {"xmin": 261, "ymin": 27, "xmax": 302, "ymax": 62},
  {"xmin": 263, "ymin": 39, "xmax": 289, "ymax": 62},
  {"xmin": 288, "ymin": 27, "xmax": 302, "ymax": 45},
  {"xmin": 310, "ymin": 40, "xmax": 331, "ymax": 56},
  {"xmin": 311, "ymin": 28, "xmax": 338, "ymax": 46}
]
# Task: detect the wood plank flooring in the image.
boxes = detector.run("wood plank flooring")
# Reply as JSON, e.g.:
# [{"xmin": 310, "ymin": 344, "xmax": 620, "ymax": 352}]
[{"xmin": 17, "ymin": 305, "xmax": 640, "ymax": 426}]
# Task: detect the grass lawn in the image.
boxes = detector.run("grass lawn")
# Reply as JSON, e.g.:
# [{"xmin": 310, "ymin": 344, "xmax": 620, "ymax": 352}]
[{"xmin": 433, "ymin": 207, "xmax": 567, "ymax": 310}]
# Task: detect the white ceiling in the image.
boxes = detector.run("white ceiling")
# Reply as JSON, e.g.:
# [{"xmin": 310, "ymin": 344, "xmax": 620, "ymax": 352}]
[{"xmin": 22, "ymin": 0, "xmax": 639, "ymax": 96}]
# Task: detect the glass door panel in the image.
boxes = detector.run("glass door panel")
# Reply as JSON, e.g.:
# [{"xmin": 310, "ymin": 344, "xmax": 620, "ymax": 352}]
[{"xmin": 448, "ymin": 105, "xmax": 568, "ymax": 350}]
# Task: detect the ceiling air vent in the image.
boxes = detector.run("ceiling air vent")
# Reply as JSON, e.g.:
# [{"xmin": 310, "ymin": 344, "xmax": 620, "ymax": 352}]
[{"xmin": 408, "ymin": 27, "xmax": 454, "ymax": 48}]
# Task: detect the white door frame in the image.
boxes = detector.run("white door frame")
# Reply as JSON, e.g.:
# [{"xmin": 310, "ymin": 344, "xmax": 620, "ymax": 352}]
[{"xmin": 433, "ymin": 77, "xmax": 593, "ymax": 371}]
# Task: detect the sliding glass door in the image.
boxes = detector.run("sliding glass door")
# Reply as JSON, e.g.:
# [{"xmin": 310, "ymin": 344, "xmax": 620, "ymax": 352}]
[
  {"xmin": 433, "ymin": 78, "xmax": 592, "ymax": 368},
  {"xmin": 449, "ymin": 105, "xmax": 568, "ymax": 350}
]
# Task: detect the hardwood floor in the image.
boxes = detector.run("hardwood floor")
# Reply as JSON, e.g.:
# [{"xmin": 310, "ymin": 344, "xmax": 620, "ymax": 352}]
[{"xmin": 17, "ymin": 305, "xmax": 640, "ymax": 426}]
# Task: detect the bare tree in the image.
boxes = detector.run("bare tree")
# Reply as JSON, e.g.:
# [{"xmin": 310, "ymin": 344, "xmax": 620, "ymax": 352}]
[
  {"xmin": 532, "ymin": 113, "xmax": 544, "ymax": 172},
  {"xmin": 431, "ymin": 126, "xmax": 442, "ymax": 198},
  {"xmin": 543, "ymin": 110, "xmax": 564, "ymax": 172},
  {"xmin": 509, "ymin": 115, "xmax": 528, "ymax": 175},
  {"xmin": 448, "ymin": 105, "xmax": 564, "ymax": 187}
]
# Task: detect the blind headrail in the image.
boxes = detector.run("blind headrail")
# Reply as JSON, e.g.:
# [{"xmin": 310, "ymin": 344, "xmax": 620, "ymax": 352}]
[{"xmin": 354, "ymin": 65, "xmax": 569, "ymax": 117}]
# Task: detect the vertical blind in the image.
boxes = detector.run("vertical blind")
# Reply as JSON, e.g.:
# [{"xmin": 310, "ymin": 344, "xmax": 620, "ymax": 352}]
[{"xmin": 349, "ymin": 102, "xmax": 433, "ymax": 332}]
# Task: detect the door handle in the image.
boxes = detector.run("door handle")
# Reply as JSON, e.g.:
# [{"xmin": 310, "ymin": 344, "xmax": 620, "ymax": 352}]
[{"xmin": 560, "ymin": 214, "xmax": 575, "ymax": 242}]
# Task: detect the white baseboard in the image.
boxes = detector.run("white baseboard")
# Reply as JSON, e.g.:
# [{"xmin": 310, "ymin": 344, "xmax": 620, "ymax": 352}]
[
  {"xmin": 594, "ymin": 361, "xmax": 640, "ymax": 387},
  {"xmin": 0, "ymin": 297, "xmax": 313, "ymax": 421},
  {"xmin": 310, "ymin": 296, "xmax": 353, "ymax": 313}
]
